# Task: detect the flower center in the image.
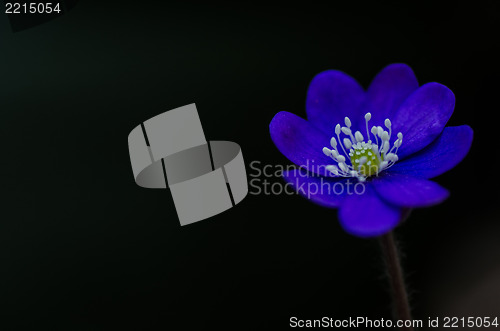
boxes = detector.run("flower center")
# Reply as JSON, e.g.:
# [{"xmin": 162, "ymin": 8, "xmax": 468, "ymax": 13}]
[
  {"xmin": 349, "ymin": 143, "xmax": 381, "ymax": 177},
  {"xmin": 322, "ymin": 113, "xmax": 403, "ymax": 182}
]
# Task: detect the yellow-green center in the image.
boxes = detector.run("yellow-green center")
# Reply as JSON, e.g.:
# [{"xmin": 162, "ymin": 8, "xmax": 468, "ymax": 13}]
[{"xmin": 350, "ymin": 147, "xmax": 383, "ymax": 177}]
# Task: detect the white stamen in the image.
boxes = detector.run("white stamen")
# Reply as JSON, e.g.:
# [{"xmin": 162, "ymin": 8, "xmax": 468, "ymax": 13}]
[
  {"xmin": 382, "ymin": 140, "xmax": 390, "ymax": 154},
  {"xmin": 326, "ymin": 165, "xmax": 339, "ymax": 174},
  {"xmin": 385, "ymin": 119, "xmax": 392, "ymax": 138},
  {"xmin": 344, "ymin": 117, "xmax": 352, "ymax": 128},
  {"xmin": 334, "ymin": 124, "xmax": 350, "ymax": 160},
  {"xmin": 365, "ymin": 113, "xmax": 371, "ymax": 143},
  {"xmin": 343, "ymin": 126, "xmax": 356, "ymax": 144},
  {"xmin": 384, "ymin": 119, "xmax": 391, "ymax": 128},
  {"xmin": 335, "ymin": 124, "xmax": 341, "ymax": 135},
  {"xmin": 343, "ymin": 138, "xmax": 352, "ymax": 150},
  {"xmin": 323, "ymin": 147, "xmax": 331, "ymax": 156},
  {"xmin": 386, "ymin": 153, "xmax": 398, "ymax": 162},
  {"xmin": 371, "ymin": 126, "xmax": 379, "ymax": 145},
  {"xmin": 355, "ymin": 131, "xmax": 364, "ymax": 142},
  {"xmin": 341, "ymin": 127, "xmax": 351, "ymax": 136},
  {"xmin": 330, "ymin": 137, "xmax": 337, "ymax": 148}
]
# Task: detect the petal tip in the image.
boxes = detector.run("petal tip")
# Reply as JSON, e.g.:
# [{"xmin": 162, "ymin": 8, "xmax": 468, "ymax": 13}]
[
  {"xmin": 383, "ymin": 62, "xmax": 414, "ymax": 71},
  {"xmin": 376, "ymin": 62, "xmax": 418, "ymax": 83},
  {"xmin": 420, "ymin": 82, "xmax": 456, "ymax": 102}
]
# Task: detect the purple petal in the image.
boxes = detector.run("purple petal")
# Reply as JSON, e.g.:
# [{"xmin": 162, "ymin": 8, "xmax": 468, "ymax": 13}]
[
  {"xmin": 270, "ymin": 111, "xmax": 336, "ymax": 177},
  {"xmin": 362, "ymin": 63, "xmax": 419, "ymax": 125},
  {"xmin": 372, "ymin": 173, "xmax": 449, "ymax": 207},
  {"xmin": 306, "ymin": 70, "xmax": 365, "ymax": 135},
  {"xmin": 339, "ymin": 183, "xmax": 402, "ymax": 238},
  {"xmin": 282, "ymin": 170, "xmax": 352, "ymax": 208},
  {"xmin": 392, "ymin": 82, "xmax": 456, "ymax": 159},
  {"xmin": 388, "ymin": 125, "xmax": 473, "ymax": 179},
  {"xmin": 339, "ymin": 183, "xmax": 402, "ymax": 237}
]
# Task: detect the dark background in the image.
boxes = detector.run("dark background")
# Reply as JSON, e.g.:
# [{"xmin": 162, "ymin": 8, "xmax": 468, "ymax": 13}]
[{"xmin": 1, "ymin": 1, "xmax": 499, "ymax": 330}]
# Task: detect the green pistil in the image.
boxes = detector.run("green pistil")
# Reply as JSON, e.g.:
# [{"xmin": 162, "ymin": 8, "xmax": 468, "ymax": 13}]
[{"xmin": 350, "ymin": 147, "xmax": 383, "ymax": 177}]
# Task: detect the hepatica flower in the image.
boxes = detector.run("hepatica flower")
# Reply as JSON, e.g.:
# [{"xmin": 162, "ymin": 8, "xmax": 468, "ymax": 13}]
[{"xmin": 270, "ymin": 64, "xmax": 473, "ymax": 238}]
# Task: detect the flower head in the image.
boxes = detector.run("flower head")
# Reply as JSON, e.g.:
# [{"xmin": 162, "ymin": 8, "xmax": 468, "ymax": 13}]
[{"xmin": 269, "ymin": 63, "xmax": 473, "ymax": 237}]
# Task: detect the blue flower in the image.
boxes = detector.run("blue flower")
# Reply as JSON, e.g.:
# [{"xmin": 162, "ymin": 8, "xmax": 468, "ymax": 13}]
[{"xmin": 269, "ymin": 63, "xmax": 473, "ymax": 237}]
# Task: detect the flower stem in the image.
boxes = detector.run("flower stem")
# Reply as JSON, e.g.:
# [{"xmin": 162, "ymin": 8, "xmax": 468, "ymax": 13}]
[{"xmin": 379, "ymin": 231, "xmax": 413, "ymax": 330}]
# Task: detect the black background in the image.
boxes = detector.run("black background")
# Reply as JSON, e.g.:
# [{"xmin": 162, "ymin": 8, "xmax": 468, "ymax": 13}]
[{"xmin": 1, "ymin": 1, "xmax": 499, "ymax": 330}]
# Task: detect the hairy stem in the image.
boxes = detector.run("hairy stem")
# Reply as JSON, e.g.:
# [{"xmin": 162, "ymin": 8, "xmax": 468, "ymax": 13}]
[{"xmin": 379, "ymin": 231, "xmax": 413, "ymax": 330}]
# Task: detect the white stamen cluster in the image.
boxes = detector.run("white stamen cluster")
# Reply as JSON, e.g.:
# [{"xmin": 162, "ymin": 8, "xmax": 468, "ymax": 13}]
[{"xmin": 322, "ymin": 113, "xmax": 403, "ymax": 182}]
